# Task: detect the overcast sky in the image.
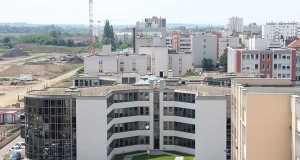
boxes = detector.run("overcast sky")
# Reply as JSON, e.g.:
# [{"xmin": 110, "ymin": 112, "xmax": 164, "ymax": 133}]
[{"xmin": 0, "ymin": 0, "xmax": 299, "ymax": 25}]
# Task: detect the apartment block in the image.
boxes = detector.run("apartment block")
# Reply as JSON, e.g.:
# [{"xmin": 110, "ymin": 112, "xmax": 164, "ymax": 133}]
[
  {"xmin": 191, "ymin": 34, "xmax": 218, "ymax": 67},
  {"xmin": 25, "ymin": 81, "xmax": 229, "ymax": 160},
  {"xmin": 226, "ymin": 17, "xmax": 244, "ymax": 33},
  {"xmin": 172, "ymin": 32, "xmax": 195, "ymax": 52},
  {"xmin": 85, "ymin": 47, "xmax": 194, "ymax": 77},
  {"xmin": 231, "ymin": 78, "xmax": 300, "ymax": 160},
  {"xmin": 262, "ymin": 22, "xmax": 300, "ymax": 44},
  {"xmin": 227, "ymin": 47, "xmax": 297, "ymax": 80},
  {"xmin": 218, "ymin": 37, "xmax": 241, "ymax": 57}
]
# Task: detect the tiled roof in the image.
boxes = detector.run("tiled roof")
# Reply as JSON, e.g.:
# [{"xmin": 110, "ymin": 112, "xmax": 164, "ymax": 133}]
[{"xmin": 288, "ymin": 40, "xmax": 300, "ymax": 48}]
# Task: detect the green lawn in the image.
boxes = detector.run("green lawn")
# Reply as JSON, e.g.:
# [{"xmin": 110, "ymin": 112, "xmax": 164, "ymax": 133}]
[{"xmin": 132, "ymin": 154, "xmax": 175, "ymax": 160}]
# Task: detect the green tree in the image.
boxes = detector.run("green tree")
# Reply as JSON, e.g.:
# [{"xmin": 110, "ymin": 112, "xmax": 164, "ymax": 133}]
[
  {"xmin": 3, "ymin": 37, "xmax": 10, "ymax": 44},
  {"xmin": 67, "ymin": 39, "xmax": 75, "ymax": 47},
  {"xmin": 49, "ymin": 30, "xmax": 62, "ymax": 39},
  {"xmin": 219, "ymin": 48, "xmax": 228, "ymax": 72},
  {"xmin": 58, "ymin": 39, "xmax": 66, "ymax": 46},
  {"xmin": 202, "ymin": 58, "xmax": 214, "ymax": 71},
  {"xmin": 102, "ymin": 20, "xmax": 116, "ymax": 51}
]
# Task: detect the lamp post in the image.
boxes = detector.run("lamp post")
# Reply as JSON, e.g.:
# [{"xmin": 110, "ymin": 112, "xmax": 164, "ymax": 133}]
[{"xmin": 147, "ymin": 149, "xmax": 150, "ymax": 160}]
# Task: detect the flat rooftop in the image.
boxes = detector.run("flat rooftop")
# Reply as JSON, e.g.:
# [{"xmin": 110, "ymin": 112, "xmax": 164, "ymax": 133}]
[{"xmin": 27, "ymin": 83, "xmax": 231, "ymax": 97}]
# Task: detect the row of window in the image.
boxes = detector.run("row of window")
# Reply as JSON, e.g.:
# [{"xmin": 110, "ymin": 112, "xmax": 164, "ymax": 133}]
[
  {"xmin": 163, "ymin": 136, "xmax": 195, "ymax": 149},
  {"xmin": 163, "ymin": 121, "xmax": 195, "ymax": 134},
  {"xmin": 26, "ymin": 99, "xmax": 70, "ymax": 108},
  {"xmin": 107, "ymin": 107, "xmax": 150, "ymax": 124},
  {"xmin": 241, "ymin": 54, "xmax": 292, "ymax": 61},
  {"xmin": 274, "ymin": 74, "xmax": 291, "ymax": 79},
  {"xmin": 107, "ymin": 92, "xmax": 150, "ymax": 107},
  {"xmin": 107, "ymin": 121, "xmax": 150, "ymax": 140},
  {"xmin": 107, "ymin": 136, "xmax": 150, "ymax": 155},
  {"xmin": 163, "ymin": 107, "xmax": 195, "ymax": 119},
  {"xmin": 163, "ymin": 92, "xmax": 195, "ymax": 103},
  {"xmin": 74, "ymin": 79, "xmax": 115, "ymax": 87}
]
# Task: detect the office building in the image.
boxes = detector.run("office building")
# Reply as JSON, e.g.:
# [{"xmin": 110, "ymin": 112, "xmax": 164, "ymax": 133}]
[
  {"xmin": 133, "ymin": 17, "xmax": 166, "ymax": 53},
  {"xmin": 25, "ymin": 80, "xmax": 229, "ymax": 160}
]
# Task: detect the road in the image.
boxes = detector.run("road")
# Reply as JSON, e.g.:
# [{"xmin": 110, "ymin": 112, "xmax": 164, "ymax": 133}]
[
  {"xmin": 0, "ymin": 136, "xmax": 24, "ymax": 160},
  {"xmin": 0, "ymin": 67, "xmax": 80, "ymax": 107}
]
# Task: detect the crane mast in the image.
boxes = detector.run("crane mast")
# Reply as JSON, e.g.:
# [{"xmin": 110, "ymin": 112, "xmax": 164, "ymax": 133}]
[{"xmin": 89, "ymin": 0, "xmax": 94, "ymax": 55}]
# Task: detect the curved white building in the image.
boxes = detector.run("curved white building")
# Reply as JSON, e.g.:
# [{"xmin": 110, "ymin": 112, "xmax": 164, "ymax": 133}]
[{"xmin": 25, "ymin": 82, "xmax": 228, "ymax": 160}]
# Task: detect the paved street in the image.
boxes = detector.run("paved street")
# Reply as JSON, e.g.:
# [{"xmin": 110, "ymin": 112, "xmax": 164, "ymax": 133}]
[{"xmin": 0, "ymin": 136, "xmax": 24, "ymax": 160}]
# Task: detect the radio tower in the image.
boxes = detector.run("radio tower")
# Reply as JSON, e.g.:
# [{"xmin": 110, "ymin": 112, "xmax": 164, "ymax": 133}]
[{"xmin": 89, "ymin": 0, "xmax": 94, "ymax": 55}]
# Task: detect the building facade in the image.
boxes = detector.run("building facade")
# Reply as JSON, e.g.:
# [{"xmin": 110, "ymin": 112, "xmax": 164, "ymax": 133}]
[
  {"xmin": 248, "ymin": 36, "xmax": 269, "ymax": 50},
  {"xmin": 191, "ymin": 34, "xmax": 218, "ymax": 67},
  {"xmin": 226, "ymin": 17, "xmax": 244, "ymax": 33},
  {"xmin": 231, "ymin": 78, "xmax": 300, "ymax": 160},
  {"xmin": 262, "ymin": 22, "xmax": 300, "ymax": 44},
  {"xmin": 227, "ymin": 47, "xmax": 297, "ymax": 80},
  {"xmin": 218, "ymin": 37, "xmax": 241, "ymax": 57},
  {"xmin": 25, "ymin": 82, "xmax": 229, "ymax": 160},
  {"xmin": 172, "ymin": 32, "xmax": 195, "ymax": 52}
]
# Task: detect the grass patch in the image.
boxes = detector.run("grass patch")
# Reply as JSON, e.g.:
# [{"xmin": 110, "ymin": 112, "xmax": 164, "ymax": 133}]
[
  {"xmin": 164, "ymin": 151, "xmax": 194, "ymax": 160},
  {"xmin": 132, "ymin": 154, "xmax": 175, "ymax": 160},
  {"xmin": 3, "ymin": 154, "xmax": 9, "ymax": 160},
  {"xmin": 0, "ymin": 92, "xmax": 5, "ymax": 96},
  {"xmin": 114, "ymin": 151, "xmax": 145, "ymax": 160}
]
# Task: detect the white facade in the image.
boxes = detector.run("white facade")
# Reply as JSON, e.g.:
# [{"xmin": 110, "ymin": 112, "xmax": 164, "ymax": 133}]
[
  {"xmin": 192, "ymin": 35, "xmax": 218, "ymax": 67},
  {"xmin": 168, "ymin": 53, "xmax": 194, "ymax": 76},
  {"xmin": 218, "ymin": 37, "xmax": 241, "ymax": 57},
  {"xmin": 84, "ymin": 55, "xmax": 149, "ymax": 75},
  {"xmin": 139, "ymin": 47, "xmax": 169, "ymax": 76},
  {"xmin": 226, "ymin": 17, "xmax": 244, "ymax": 32},
  {"xmin": 248, "ymin": 36, "xmax": 269, "ymax": 50},
  {"xmin": 262, "ymin": 22, "xmax": 300, "ymax": 44},
  {"xmin": 75, "ymin": 87, "xmax": 227, "ymax": 160}
]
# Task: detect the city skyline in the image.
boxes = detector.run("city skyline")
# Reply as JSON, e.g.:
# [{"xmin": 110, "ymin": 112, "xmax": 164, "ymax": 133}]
[{"xmin": 0, "ymin": 0, "xmax": 300, "ymax": 25}]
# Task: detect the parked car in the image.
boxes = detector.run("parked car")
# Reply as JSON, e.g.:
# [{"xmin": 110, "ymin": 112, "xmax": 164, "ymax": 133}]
[
  {"xmin": 8, "ymin": 146, "xmax": 22, "ymax": 155},
  {"xmin": 15, "ymin": 142, "xmax": 26, "ymax": 149},
  {"xmin": 8, "ymin": 152, "xmax": 21, "ymax": 160}
]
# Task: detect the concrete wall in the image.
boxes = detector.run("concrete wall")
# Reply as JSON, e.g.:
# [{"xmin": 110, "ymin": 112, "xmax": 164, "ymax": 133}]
[
  {"xmin": 192, "ymin": 35, "xmax": 218, "ymax": 67},
  {"xmin": 227, "ymin": 48, "xmax": 237, "ymax": 73},
  {"xmin": 195, "ymin": 97, "xmax": 227, "ymax": 160},
  {"xmin": 169, "ymin": 53, "xmax": 194, "ymax": 76},
  {"xmin": 76, "ymin": 97, "xmax": 108, "ymax": 160}
]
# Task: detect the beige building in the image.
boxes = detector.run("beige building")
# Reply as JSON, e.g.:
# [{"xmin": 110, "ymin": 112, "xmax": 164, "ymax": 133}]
[{"xmin": 231, "ymin": 78, "xmax": 300, "ymax": 160}]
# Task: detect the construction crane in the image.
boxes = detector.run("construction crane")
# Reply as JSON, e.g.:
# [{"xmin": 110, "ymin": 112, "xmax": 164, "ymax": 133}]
[{"xmin": 89, "ymin": 0, "xmax": 94, "ymax": 55}]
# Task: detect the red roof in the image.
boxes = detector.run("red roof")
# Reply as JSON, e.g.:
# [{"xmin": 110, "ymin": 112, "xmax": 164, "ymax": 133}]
[{"xmin": 288, "ymin": 40, "xmax": 300, "ymax": 48}]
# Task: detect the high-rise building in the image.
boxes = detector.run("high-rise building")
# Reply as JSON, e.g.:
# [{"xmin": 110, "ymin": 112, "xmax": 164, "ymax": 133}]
[
  {"xmin": 262, "ymin": 22, "xmax": 300, "ymax": 44},
  {"xmin": 133, "ymin": 17, "xmax": 167, "ymax": 53},
  {"xmin": 25, "ymin": 81, "xmax": 229, "ymax": 160},
  {"xmin": 171, "ymin": 32, "xmax": 195, "ymax": 52},
  {"xmin": 231, "ymin": 78, "xmax": 300, "ymax": 160},
  {"xmin": 226, "ymin": 17, "xmax": 244, "ymax": 33}
]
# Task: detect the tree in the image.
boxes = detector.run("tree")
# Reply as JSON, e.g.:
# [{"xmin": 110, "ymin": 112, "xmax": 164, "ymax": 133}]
[
  {"xmin": 58, "ymin": 39, "xmax": 66, "ymax": 46},
  {"xmin": 202, "ymin": 58, "xmax": 214, "ymax": 71},
  {"xmin": 102, "ymin": 20, "xmax": 116, "ymax": 51},
  {"xmin": 67, "ymin": 39, "xmax": 75, "ymax": 47},
  {"xmin": 3, "ymin": 37, "xmax": 10, "ymax": 44},
  {"xmin": 219, "ymin": 48, "xmax": 228, "ymax": 72}
]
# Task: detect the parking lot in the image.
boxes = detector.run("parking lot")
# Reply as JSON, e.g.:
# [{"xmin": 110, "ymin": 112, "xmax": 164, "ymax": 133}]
[{"xmin": 0, "ymin": 136, "xmax": 24, "ymax": 160}]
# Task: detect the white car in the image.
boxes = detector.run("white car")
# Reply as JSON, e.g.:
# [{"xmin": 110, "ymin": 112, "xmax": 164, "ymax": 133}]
[
  {"xmin": 8, "ymin": 146, "xmax": 22, "ymax": 155},
  {"xmin": 15, "ymin": 142, "xmax": 26, "ymax": 149}
]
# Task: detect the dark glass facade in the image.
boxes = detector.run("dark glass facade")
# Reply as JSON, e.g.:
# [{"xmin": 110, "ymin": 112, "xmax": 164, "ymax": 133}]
[{"xmin": 25, "ymin": 97, "xmax": 76, "ymax": 160}]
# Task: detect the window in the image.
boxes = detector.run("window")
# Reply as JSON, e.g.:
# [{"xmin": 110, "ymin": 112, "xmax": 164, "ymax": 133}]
[
  {"xmin": 203, "ymin": 45, "xmax": 206, "ymax": 48},
  {"xmin": 255, "ymin": 54, "xmax": 259, "ymax": 59},
  {"xmin": 274, "ymin": 64, "xmax": 277, "ymax": 69},
  {"xmin": 242, "ymin": 55, "xmax": 246, "ymax": 60},
  {"xmin": 203, "ymin": 39, "xmax": 206, "ymax": 42},
  {"xmin": 267, "ymin": 54, "xmax": 270, "ymax": 60},
  {"xmin": 287, "ymin": 66, "xmax": 290, "ymax": 70},
  {"xmin": 255, "ymin": 64, "xmax": 258, "ymax": 69},
  {"xmin": 203, "ymin": 51, "xmax": 206, "ymax": 55},
  {"xmin": 262, "ymin": 64, "xmax": 265, "ymax": 70},
  {"xmin": 262, "ymin": 54, "xmax": 265, "ymax": 60},
  {"xmin": 267, "ymin": 64, "xmax": 270, "ymax": 70},
  {"xmin": 251, "ymin": 55, "xmax": 254, "ymax": 60},
  {"xmin": 99, "ymin": 61, "xmax": 102, "ymax": 64}
]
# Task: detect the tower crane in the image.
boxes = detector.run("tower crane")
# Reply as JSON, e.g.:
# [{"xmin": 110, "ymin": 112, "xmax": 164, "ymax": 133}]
[{"xmin": 89, "ymin": 0, "xmax": 94, "ymax": 55}]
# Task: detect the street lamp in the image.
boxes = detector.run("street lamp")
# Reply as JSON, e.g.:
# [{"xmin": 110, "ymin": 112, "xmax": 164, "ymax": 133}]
[{"xmin": 147, "ymin": 149, "xmax": 150, "ymax": 160}]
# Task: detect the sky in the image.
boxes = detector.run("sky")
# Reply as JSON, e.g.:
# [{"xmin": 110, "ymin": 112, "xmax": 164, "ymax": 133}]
[{"xmin": 0, "ymin": 0, "xmax": 299, "ymax": 26}]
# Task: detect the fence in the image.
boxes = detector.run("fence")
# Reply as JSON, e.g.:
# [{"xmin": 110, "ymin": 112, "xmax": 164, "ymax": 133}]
[{"xmin": 0, "ymin": 124, "xmax": 20, "ymax": 142}]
